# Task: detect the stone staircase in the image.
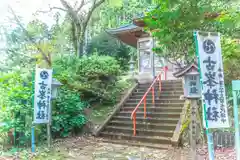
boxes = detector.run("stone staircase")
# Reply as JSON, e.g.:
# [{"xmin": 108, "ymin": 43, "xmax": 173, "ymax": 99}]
[{"xmin": 98, "ymin": 80, "xmax": 184, "ymax": 149}]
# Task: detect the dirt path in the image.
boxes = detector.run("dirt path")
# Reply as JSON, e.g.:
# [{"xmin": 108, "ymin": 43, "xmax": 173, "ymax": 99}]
[{"xmin": 0, "ymin": 136, "xmax": 237, "ymax": 160}]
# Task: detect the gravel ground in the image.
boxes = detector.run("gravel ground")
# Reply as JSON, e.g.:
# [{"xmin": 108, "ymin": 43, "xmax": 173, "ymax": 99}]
[{"xmin": 0, "ymin": 137, "xmax": 237, "ymax": 160}]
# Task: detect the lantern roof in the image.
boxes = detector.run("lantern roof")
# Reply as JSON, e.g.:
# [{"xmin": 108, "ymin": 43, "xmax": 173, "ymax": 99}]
[
  {"xmin": 173, "ymin": 62, "xmax": 199, "ymax": 78},
  {"xmin": 52, "ymin": 78, "xmax": 62, "ymax": 86}
]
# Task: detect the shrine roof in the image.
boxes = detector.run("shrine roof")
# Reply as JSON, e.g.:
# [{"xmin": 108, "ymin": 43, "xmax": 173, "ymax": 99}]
[
  {"xmin": 173, "ymin": 62, "xmax": 199, "ymax": 78},
  {"xmin": 105, "ymin": 24, "xmax": 142, "ymax": 35},
  {"xmin": 105, "ymin": 6, "xmax": 158, "ymax": 47},
  {"xmin": 105, "ymin": 24, "xmax": 146, "ymax": 48}
]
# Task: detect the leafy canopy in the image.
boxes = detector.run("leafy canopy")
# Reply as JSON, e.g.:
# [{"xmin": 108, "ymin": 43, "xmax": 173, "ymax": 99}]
[{"xmin": 144, "ymin": 0, "xmax": 240, "ymax": 67}]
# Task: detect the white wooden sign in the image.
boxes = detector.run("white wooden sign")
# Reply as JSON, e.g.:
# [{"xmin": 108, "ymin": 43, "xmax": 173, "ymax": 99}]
[
  {"xmin": 196, "ymin": 32, "xmax": 229, "ymax": 128},
  {"xmin": 34, "ymin": 67, "xmax": 52, "ymax": 124}
]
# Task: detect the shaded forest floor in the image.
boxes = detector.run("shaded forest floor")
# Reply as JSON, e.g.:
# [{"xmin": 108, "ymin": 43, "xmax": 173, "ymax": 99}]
[
  {"xmin": 0, "ymin": 104, "xmax": 236, "ymax": 160},
  {"xmin": 0, "ymin": 136, "xmax": 237, "ymax": 160}
]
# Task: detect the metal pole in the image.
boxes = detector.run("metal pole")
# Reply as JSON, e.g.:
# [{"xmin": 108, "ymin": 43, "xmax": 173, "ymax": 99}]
[
  {"xmin": 233, "ymin": 90, "xmax": 240, "ymax": 160},
  {"xmin": 31, "ymin": 126, "xmax": 35, "ymax": 152},
  {"xmin": 31, "ymin": 69, "xmax": 35, "ymax": 153}
]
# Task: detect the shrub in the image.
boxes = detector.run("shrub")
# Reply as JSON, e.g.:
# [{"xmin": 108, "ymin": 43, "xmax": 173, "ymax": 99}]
[
  {"xmin": 52, "ymin": 87, "xmax": 88, "ymax": 138},
  {"xmin": 53, "ymin": 54, "xmax": 123, "ymax": 103},
  {"xmin": 0, "ymin": 53, "xmax": 131, "ymax": 145},
  {"xmin": 0, "ymin": 71, "xmax": 33, "ymax": 146},
  {"xmin": 0, "ymin": 71, "xmax": 89, "ymax": 144},
  {"xmin": 86, "ymin": 32, "xmax": 131, "ymax": 70}
]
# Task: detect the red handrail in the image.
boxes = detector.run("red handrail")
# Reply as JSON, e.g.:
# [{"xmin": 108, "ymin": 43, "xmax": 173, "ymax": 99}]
[
  {"xmin": 131, "ymin": 70, "xmax": 164, "ymax": 136},
  {"xmin": 163, "ymin": 66, "xmax": 168, "ymax": 80}
]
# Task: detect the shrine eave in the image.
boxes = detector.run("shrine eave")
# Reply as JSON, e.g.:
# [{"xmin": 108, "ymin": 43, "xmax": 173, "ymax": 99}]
[
  {"xmin": 105, "ymin": 24, "xmax": 145, "ymax": 48},
  {"xmin": 106, "ymin": 24, "xmax": 141, "ymax": 34},
  {"xmin": 173, "ymin": 62, "xmax": 199, "ymax": 78}
]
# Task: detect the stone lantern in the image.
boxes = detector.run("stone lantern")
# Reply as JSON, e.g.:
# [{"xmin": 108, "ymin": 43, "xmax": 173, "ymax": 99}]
[
  {"xmin": 173, "ymin": 63, "xmax": 201, "ymax": 98},
  {"xmin": 51, "ymin": 78, "xmax": 62, "ymax": 100}
]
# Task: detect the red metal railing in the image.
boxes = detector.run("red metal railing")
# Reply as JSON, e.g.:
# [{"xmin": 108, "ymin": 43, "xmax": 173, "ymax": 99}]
[
  {"xmin": 131, "ymin": 69, "xmax": 165, "ymax": 136},
  {"xmin": 163, "ymin": 66, "xmax": 168, "ymax": 80}
]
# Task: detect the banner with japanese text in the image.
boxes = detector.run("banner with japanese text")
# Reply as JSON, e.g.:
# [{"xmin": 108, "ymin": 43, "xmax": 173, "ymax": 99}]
[
  {"xmin": 196, "ymin": 32, "xmax": 229, "ymax": 128},
  {"xmin": 34, "ymin": 67, "xmax": 52, "ymax": 124}
]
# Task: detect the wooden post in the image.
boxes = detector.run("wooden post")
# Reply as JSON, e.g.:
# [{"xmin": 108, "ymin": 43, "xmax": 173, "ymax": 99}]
[
  {"xmin": 47, "ymin": 124, "xmax": 51, "ymax": 148},
  {"xmin": 190, "ymin": 99, "xmax": 198, "ymax": 160},
  {"xmin": 140, "ymin": 147, "xmax": 144, "ymax": 160},
  {"xmin": 47, "ymin": 100, "xmax": 52, "ymax": 148}
]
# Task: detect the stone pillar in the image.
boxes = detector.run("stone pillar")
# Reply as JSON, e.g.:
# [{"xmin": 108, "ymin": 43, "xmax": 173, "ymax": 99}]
[
  {"xmin": 137, "ymin": 37, "xmax": 154, "ymax": 84},
  {"xmin": 129, "ymin": 56, "xmax": 135, "ymax": 77}
]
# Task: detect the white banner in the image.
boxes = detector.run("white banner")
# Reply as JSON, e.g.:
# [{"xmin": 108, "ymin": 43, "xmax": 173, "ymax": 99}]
[
  {"xmin": 196, "ymin": 32, "xmax": 229, "ymax": 128},
  {"xmin": 34, "ymin": 67, "xmax": 52, "ymax": 124}
]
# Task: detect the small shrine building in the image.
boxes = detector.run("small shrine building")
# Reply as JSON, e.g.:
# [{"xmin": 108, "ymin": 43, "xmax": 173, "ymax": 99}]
[{"xmin": 106, "ymin": 17, "xmax": 178, "ymax": 81}]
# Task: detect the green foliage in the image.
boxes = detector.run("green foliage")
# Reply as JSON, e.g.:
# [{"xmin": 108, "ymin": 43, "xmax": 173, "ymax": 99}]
[
  {"xmin": 53, "ymin": 54, "xmax": 123, "ymax": 103},
  {"xmin": 0, "ymin": 71, "xmax": 33, "ymax": 146},
  {"xmin": 52, "ymin": 87, "xmax": 88, "ymax": 138},
  {"xmin": 87, "ymin": 32, "xmax": 131, "ymax": 70},
  {"xmin": 222, "ymin": 39, "xmax": 240, "ymax": 84},
  {"xmin": 0, "ymin": 71, "xmax": 90, "ymax": 144},
  {"xmin": 144, "ymin": 0, "xmax": 240, "ymax": 67},
  {"xmin": 90, "ymin": 0, "xmax": 155, "ymax": 36}
]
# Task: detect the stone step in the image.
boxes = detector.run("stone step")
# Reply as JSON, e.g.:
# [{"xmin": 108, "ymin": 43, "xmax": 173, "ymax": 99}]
[
  {"xmin": 136, "ymin": 86, "xmax": 180, "ymax": 90},
  {"xmin": 108, "ymin": 120, "xmax": 176, "ymax": 130},
  {"xmin": 124, "ymin": 102, "xmax": 184, "ymax": 107},
  {"xmin": 138, "ymin": 83, "xmax": 182, "ymax": 88},
  {"xmin": 127, "ymin": 97, "xmax": 182, "ymax": 102},
  {"xmin": 100, "ymin": 138, "xmax": 171, "ymax": 150},
  {"xmin": 100, "ymin": 132, "xmax": 171, "ymax": 145},
  {"xmin": 161, "ymin": 80, "xmax": 182, "ymax": 83},
  {"xmin": 138, "ymin": 80, "xmax": 182, "ymax": 85},
  {"xmin": 126, "ymin": 99, "xmax": 184, "ymax": 103},
  {"xmin": 104, "ymin": 126, "xmax": 174, "ymax": 137},
  {"xmin": 112, "ymin": 116, "xmax": 179, "ymax": 124},
  {"xmin": 133, "ymin": 90, "xmax": 184, "ymax": 96},
  {"xmin": 117, "ymin": 111, "xmax": 181, "ymax": 118},
  {"xmin": 130, "ymin": 94, "xmax": 180, "ymax": 99},
  {"xmin": 121, "ymin": 106, "xmax": 182, "ymax": 113},
  {"xmin": 136, "ymin": 87, "xmax": 183, "ymax": 92}
]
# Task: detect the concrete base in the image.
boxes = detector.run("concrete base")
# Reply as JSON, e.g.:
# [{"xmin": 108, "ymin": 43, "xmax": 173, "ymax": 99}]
[{"xmin": 135, "ymin": 72, "xmax": 153, "ymax": 84}]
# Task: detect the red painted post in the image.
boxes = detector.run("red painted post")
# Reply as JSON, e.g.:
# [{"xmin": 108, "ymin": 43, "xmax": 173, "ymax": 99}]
[
  {"xmin": 144, "ymin": 97, "xmax": 146, "ymax": 118},
  {"xmin": 164, "ymin": 66, "xmax": 168, "ymax": 80},
  {"xmin": 152, "ymin": 87, "xmax": 155, "ymax": 106},
  {"xmin": 158, "ymin": 75, "xmax": 161, "ymax": 96},
  {"xmin": 133, "ymin": 113, "xmax": 136, "ymax": 136}
]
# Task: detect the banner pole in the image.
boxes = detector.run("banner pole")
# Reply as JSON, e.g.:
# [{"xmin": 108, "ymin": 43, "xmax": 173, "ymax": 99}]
[
  {"xmin": 31, "ymin": 69, "xmax": 35, "ymax": 153},
  {"xmin": 31, "ymin": 126, "xmax": 35, "ymax": 152},
  {"xmin": 193, "ymin": 31, "xmax": 215, "ymax": 160},
  {"xmin": 232, "ymin": 88, "xmax": 240, "ymax": 160}
]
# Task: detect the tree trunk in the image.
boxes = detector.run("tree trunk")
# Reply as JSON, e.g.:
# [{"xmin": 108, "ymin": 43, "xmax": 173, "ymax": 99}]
[
  {"xmin": 59, "ymin": 0, "xmax": 105, "ymax": 57},
  {"xmin": 78, "ymin": 27, "xmax": 86, "ymax": 57},
  {"xmin": 78, "ymin": 37, "xmax": 85, "ymax": 57},
  {"xmin": 71, "ymin": 21, "xmax": 78, "ymax": 55}
]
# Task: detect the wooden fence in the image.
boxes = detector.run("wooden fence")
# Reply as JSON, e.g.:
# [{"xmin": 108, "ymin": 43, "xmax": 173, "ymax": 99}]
[{"xmin": 213, "ymin": 131, "xmax": 235, "ymax": 148}]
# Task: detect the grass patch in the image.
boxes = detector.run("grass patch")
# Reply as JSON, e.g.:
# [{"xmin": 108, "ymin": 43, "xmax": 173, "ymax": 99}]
[{"xmin": 88, "ymin": 105, "xmax": 114, "ymax": 125}]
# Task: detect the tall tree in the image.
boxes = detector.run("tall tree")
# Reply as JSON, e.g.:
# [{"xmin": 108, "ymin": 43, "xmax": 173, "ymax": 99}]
[
  {"xmin": 9, "ymin": 8, "xmax": 52, "ymax": 67},
  {"xmin": 37, "ymin": 0, "xmax": 106, "ymax": 57},
  {"xmin": 59, "ymin": 0, "xmax": 105, "ymax": 56},
  {"xmin": 144, "ymin": 0, "xmax": 240, "ymax": 68}
]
